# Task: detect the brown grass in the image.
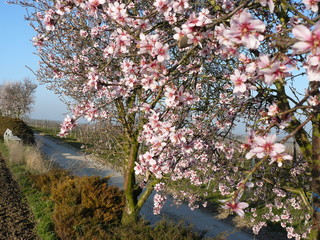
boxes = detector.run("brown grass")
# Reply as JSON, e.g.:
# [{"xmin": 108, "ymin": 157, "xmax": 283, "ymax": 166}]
[{"xmin": 6, "ymin": 141, "xmax": 52, "ymax": 174}]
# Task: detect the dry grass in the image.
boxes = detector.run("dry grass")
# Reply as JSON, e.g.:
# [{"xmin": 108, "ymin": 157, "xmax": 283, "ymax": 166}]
[
  {"xmin": 7, "ymin": 142, "xmax": 25, "ymax": 165},
  {"xmin": 6, "ymin": 141, "xmax": 52, "ymax": 174}
]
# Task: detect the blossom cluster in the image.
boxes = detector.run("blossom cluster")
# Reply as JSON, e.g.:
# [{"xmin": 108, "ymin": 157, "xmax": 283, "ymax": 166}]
[{"xmin": 15, "ymin": 0, "xmax": 319, "ymax": 238}]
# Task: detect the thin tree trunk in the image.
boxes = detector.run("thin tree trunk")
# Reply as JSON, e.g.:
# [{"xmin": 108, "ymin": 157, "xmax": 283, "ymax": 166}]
[
  {"xmin": 121, "ymin": 140, "xmax": 140, "ymax": 225},
  {"xmin": 311, "ymin": 113, "xmax": 320, "ymax": 240}
]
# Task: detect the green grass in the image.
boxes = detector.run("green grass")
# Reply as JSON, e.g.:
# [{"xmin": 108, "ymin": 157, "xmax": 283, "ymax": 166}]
[
  {"xmin": 0, "ymin": 140, "xmax": 9, "ymax": 158},
  {"xmin": 0, "ymin": 141, "xmax": 59, "ymax": 240}
]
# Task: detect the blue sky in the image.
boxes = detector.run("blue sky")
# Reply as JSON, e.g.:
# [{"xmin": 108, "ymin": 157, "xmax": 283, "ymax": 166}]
[{"xmin": 0, "ymin": 2, "xmax": 68, "ymax": 121}]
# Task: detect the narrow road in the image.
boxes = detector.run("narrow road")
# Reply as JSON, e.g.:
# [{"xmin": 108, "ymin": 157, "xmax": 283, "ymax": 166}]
[{"xmin": 35, "ymin": 133, "xmax": 255, "ymax": 240}]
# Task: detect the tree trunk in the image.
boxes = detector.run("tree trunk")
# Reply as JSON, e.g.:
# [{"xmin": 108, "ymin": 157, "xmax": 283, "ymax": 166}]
[
  {"xmin": 311, "ymin": 113, "xmax": 320, "ymax": 240},
  {"xmin": 121, "ymin": 140, "xmax": 140, "ymax": 225}
]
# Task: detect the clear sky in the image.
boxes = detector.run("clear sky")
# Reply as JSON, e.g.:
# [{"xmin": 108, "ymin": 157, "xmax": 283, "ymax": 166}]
[{"xmin": 0, "ymin": 2, "xmax": 68, "ymax": 121}]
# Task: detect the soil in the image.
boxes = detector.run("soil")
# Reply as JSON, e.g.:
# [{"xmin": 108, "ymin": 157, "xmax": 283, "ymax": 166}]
[{"xmin": 0, "ymin": 156, "xmax": 38, "ymax": 240}]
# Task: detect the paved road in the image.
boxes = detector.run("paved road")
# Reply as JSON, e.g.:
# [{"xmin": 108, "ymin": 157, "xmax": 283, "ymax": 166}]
[{"xmin": 35, "ymin": 133, "xmax": 255, "ymax": 240}]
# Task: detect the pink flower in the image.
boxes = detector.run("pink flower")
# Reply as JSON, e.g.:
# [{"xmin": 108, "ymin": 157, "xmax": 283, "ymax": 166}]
[
  {"xmin": 230, "ymin": 69, "xmax": 247, "ymax": 95},
  {"xmin": 292, "ymin": 21, "xmax": 320, "ymax": 53},
  {"xmin": 259, "ymin": 0, "xmax": 275, "ymax": 13},
  {"xmin": 246, "ymin": 135, "xmax": 286, "ymax": 159},
  {"xmin": 171, "ymin": 0, "xmax": 189, "ymax": 13},
  {"xmin": 107, "ymin": 2, "xmax": 130, "ymax": 25},
  {"xmin": 138, "ymin": 33, "xmax": 158, "ymax": 55},
  {"xmin": 269, "ymin": 152, "xmax": 292, "ymax": 167},
  {"xmin": 79, "ymin": 30, "xmax": 88, "ymax": 37},
  {"xmin": 43, "ymin": 11, "xmax": 55, "ymax": 31},
  {"xmin": 55, "ymin": 2, "xmax": 71, "ymax": 15},
  {"xmin": 59, "ymin": 115, "xmax": 76, "ymax": 137},
  {"xmin": 305, "ymin": 54, "xmax": 320, "ymax": 81},
  {"xmin": 88, "ymin": 0, "xmax": 105, "ymax": 8},
  {"xmin": 258, "ymin": 55, "xmax": 291, "ymax": 85},
  {"xmin": 153, "ymin": 42, "xmax": 170, "ymax": 62},
  {"xmin": 153, "ymin": 0, "xmax": 170, "ymax": 13},
  {"xmin": 227, "ymin": 10, "xmax": 265, "ymax": 49},
  {"xmin": 223, "ymin": 201, "xmax": 249, "ymax": 217},
  {"xmin": 303, "ymin": 0, "xmax": 320, "ymax": 12},
  {"xmin": 267, "ymin": 103, "xmax": 279, "ymax": 116},
  {"xmin": 308, "ymin": 95, "xmax": 320, "ymax": 106}
]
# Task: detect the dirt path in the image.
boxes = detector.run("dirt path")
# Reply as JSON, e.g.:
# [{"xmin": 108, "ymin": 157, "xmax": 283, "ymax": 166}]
[{"xmin": 0, "ymin": 156, "xmax": 38, "ymax": 240}]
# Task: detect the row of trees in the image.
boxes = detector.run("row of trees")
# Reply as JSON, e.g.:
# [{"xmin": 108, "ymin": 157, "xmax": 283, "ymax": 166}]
[
  {"xmin": 0, "ymin": 78, "xmax": 37, "ymax": 118},
  {"xmin": 11, "ymin": 0, "xmax": 320, "ymax": 239}
]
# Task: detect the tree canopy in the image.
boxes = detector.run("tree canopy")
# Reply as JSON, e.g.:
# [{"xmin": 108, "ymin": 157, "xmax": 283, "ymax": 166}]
[
  {"xmin": 11, "ymin": 0, "xmax": 320, "ymax": 238},
  {"xmin": 0, "ymin": 78, "xmax": 37, "ymax": 118}
]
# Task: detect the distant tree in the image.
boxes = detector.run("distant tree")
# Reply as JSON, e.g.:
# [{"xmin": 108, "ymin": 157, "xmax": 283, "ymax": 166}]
[{"xmin": 0, "ymin": 78, "xmax": 37, "ymax": 118}]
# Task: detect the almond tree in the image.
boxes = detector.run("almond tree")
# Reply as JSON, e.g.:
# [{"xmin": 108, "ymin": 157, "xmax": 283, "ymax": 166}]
[
  {"xmin": 11, "ymin": 0, "xmax": 320, "ymax": 238},
  {"xmin": 0, "ymin": 78, "xmax": 37, "ymax": 118}
]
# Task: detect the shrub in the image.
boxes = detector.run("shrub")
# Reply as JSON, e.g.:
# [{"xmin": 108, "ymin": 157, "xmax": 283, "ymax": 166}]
[
  {"xmin": 30, "ymin": 168, "xmax": 71, "ymax": 195},
  {"xmin": 31, "ymin": 170, "xmax": 218, "ymax": 240},
  {"xmin": 0, "ymin": 116, "xmax": 35, "ymax": 144},
  {"xmin": 107, "ymin": 218, "xmax": 213, "ymax": 240},
  {"xmin": 49, "ymin": 175, "xmax": 124, "ymax": 240}
]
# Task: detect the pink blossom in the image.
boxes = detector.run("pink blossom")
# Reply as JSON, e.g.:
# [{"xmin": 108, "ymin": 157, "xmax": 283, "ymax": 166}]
[
  {"xmin": 79, "ymin": 29, "xmax": 88, "ymax": 37},
  {"xmin": 138, "ymin": 33, "xmax": 158, "ymax": 55},
  {"xmin": 173, "ymin": 27, "xmax": 185, "ymax": 41},
  {"xmin": 55, "ymin": 2, "xmax": 71, "ymax": 15},
  {"xmin": 259, "ymin": 0, "xmax": 275, "ymax": 13},
  {"xmin": 88, "ymin": 0, "xmax": 105, "ymax": 8},
  {"xmin": 59, "ymin": 115, "xmax": 76, "ymax": 137},
  {"xmin": 308, "ymin": 95, "xmax": 320, "ymax": 106},
  {"xmin": 32, "ymin": 35, "xmax": 46, "ymax": 47},
  {"xmin": 292, "ymin": 22, "xmax": 320, "ymax": 53},
  {"xmin": 257, "ymin": 55, "xmax": 291, "ymax": 85},
  {"xmin": 305, "ymin": 54, "xmax": 320, "ymax": 81},
  {"xmin": 107, "ymin": 2, "xmax": 131, "ymax": 25},
  {"xmin": 153, "ymin": 0, "xmax": 170, "ymax": 13},
  {"xmin": 303, "ymin": 0, "xmax": 320, "ymax": 12},
  {"xmin": 227, "ymin": 10, "xmax": 265, "ymax": 49},
  {"xmin": 267, "ymin": 103, "xmax": 279, "ymax": 116},
  {"xmin": 222, "ymin": 201, "xmax": 249, "ymax": 217},
  {"xmin": 153, "ymin": 42, "xmax": 170, "ymax": 62},
  {"xmin": 87, "ymin": 69, "xmax": 99, "ymax": 89},
  {"xmin": 220, "ymin": 0, "xmax": 235, "ymax": 12},
  {"xmin": 230, "ymin": 69, "xmax": 247, "ymax": 95},
  {"xmin": 43, "ymin": 10, "xmax": 55, "ymax": 31},
  {"xmin": 153, "ymin": 193, "xmax": 167, "ymax": 214},
  {"xmin": 246, "ymin": 134, "xmax": 286, "ymax": 159},
  {"xmin": 269, "ymin": 152, "xmax": 293, "ymax": 167},
  {"xmin": 141, "ymin": 75, "xmax": 158, "ymax": 91},
  {"xmin": 171, "ymin": 0, "xmax": 189, "ymax": 13},
  {"xmin": 164, "ymin": 86, "xmax": 177, "ymax": 107}
]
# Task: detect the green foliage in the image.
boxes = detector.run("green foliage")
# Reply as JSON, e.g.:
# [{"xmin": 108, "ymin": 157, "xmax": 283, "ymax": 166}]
[
  {"xmin": 0, "ymin": 140, "xmax": 9, "ymax": 158},
  {"xmin": 0, "ymin": 116, "xmax": 35, "ymax": 144}
]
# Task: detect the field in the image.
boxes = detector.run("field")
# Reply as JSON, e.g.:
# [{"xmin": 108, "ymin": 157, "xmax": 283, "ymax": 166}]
[{"xmin": 0, "ymin": 154, "xmax": 38, "ymax": 239}]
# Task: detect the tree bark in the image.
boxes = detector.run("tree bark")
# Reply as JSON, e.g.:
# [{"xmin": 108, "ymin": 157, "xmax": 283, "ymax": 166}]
[
  {"xmin": 311, "ymin": 112, "xmax": 320, "ymax": 240},
  {"xmin": 121, "ymin": 140, "xmax": 140, "ymax": 225}
]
